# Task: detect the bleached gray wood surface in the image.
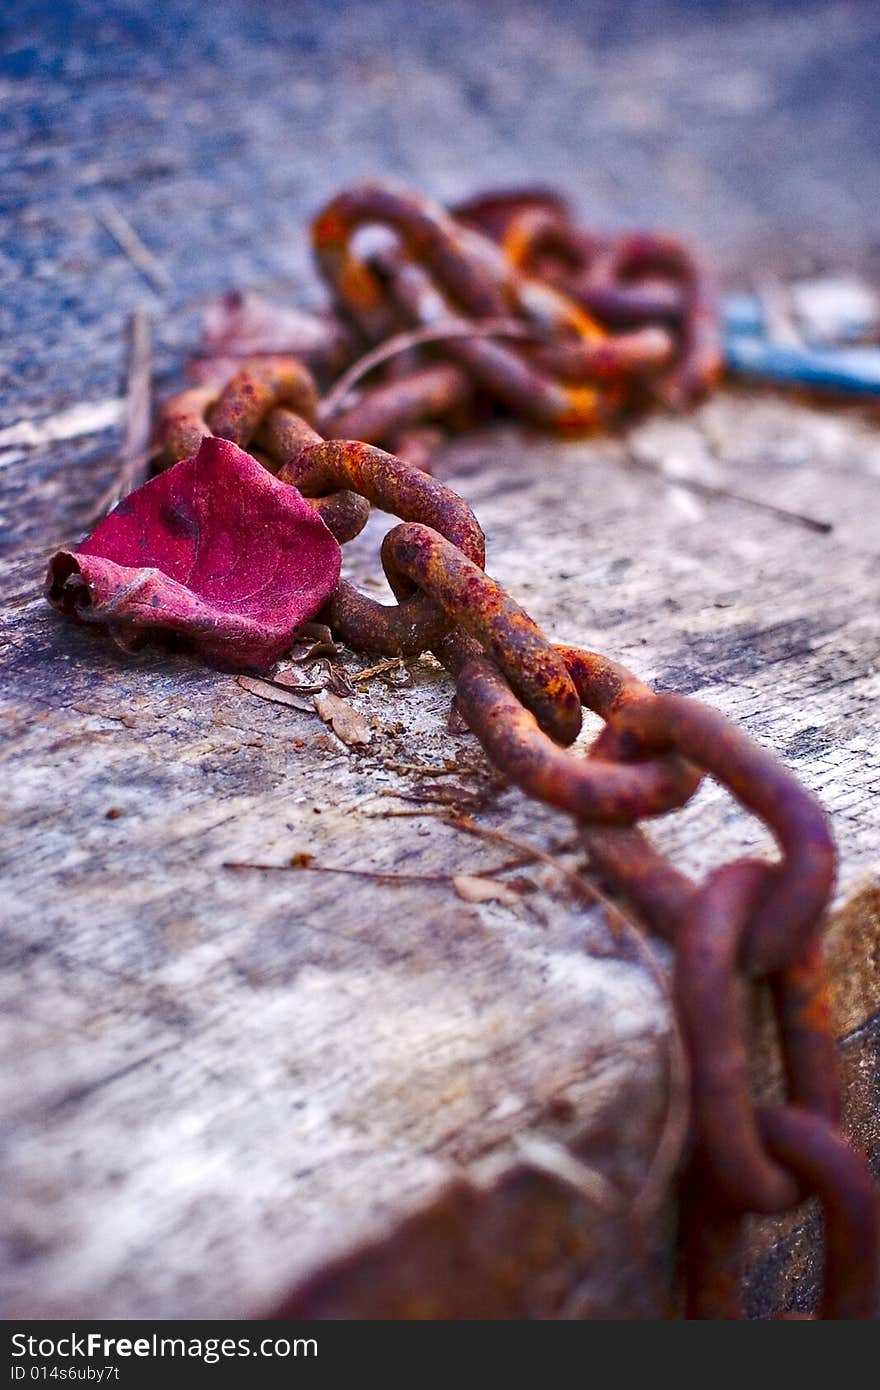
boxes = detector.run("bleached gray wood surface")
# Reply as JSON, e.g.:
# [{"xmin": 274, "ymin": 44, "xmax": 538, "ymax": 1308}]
[
  {"xmin": 3, "ymin": 390, "xmax": 879, "ymax": 1316},
  {"xmin": 3, "ymin": 0, "xmax": 879, "ymax": 1319}
]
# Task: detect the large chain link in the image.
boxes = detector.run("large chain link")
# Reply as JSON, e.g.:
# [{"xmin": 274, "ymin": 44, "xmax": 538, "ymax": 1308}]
[{"xmin": 158, "ymin": 183, "xmax": 879, "ymax": 1318}]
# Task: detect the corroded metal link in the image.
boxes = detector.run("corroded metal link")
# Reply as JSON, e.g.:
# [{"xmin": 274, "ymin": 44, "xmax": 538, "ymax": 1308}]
[
  {"xmin": 573, "ymin": 278, "xmax": 685, "ymax": 330},
  {"xmin": 586, "ymin": 234, "xmax": 722, "ymax": 406},
  {"xmin": 522, "ymin": 326, "xmax": 675, "ymax": 383},
  {"xmin": 385, "ymin": 525, "xmax": 582, "ymax": 745},
  {"xmin": 680, "ymin": 1161, "xmax": 745, "ymax": 1320},
  {"xmin": 675, "ymin": 859, "xmax": 802, "ymax": 1214},
  {"xmin": 466, "ymin": 196, "xmax": 718, "ymax": 403},
  {"xmin": 771, "ymin": 942, "xmax": 842, "ymax": 1127},
  {"xmin": 323, "ymin": 363, "xmax": 471, "ymax": 445},
  {"xmin": 207, "ymin": 355, "xmax": 319, "ymax": 443},
  {"xmin": 452, "ymin": 187, "xmax": 572, "ymax": 244},
  {"xmin": 757, "ymin": 1107, "xmax": 880, "ymax": 1319},
  {"xmin": 254, "ymin": 407, "xmax": 371, "ymax": 541},
  {"xmin": 438, "ymin": 632, "xmax": 700, "ymax": 815},
  {"xmin": 603, "ymin": 694, "xmax": 836, "ymax": 975},
  {"xmin": 498, "ymin": 210, "xmax": 685, "ymax": 328},
  {"xmin": 314, "ymin": 182, "xmax": 609, "ymax": 349},
  {"xmin": 441, "ymin": 327, "xmax": 606, "ymax": 428},
  {"xmin": 510, "ymin": 222, "xmax": 718, "ymax": 402},
  {"xmin": 386, "ymin": 258, "xmax": 606, "ymax": 429},
  {"xmin": 278, "ymin": 439, "xmax": 485, "ymax": 656},
  {"xmin": 463, "ymin": 196, "xmax": 686, "ymax": 328},
  {"xmin": 305, "ymin": 489, "xmax": 372, "ymax": 544},
  {"xmin": 156, "ymin": 386, "xmax": 217, "ymax": 467},
  {"xmin": 500, "ymin": 205, "xmax": 593, "ymax": 274},
  {"xmin": 278, "ymin": 440, "xmax": 483, "ymax": 559},
  {"xmin": 156, "ymin": 384, "xmax": 370, "ymax": 543},
  {"xmin": 256, "ymin": 403, "xmax": 323, "ymax": 461},
  {"xmin": 457, "ymin": 194, "xmax": 623, "ymax": 338},
  {"xmin": 312, "ymin": 183, "xmax": 510, "ymax": 340},
  {"xmin": 156, "ymin": 358, "xmax": 318, "ymax": 466},
  {"xmin": 580, "ymin": 824, "xmax": 696, "ymax": 940}
]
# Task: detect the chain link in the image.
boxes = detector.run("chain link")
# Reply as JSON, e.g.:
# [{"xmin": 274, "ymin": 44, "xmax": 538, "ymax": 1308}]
[{"xmin": 157, "ymin": 182, "xmax": 879, "ymax": 1318}]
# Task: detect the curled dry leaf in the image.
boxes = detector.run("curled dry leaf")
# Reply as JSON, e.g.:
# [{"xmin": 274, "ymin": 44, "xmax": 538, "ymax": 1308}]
[
  {"xmin": 45, "ymin": 436, "xmax": 341, "ymax": 671},
  {"xmin": 313, "ymin": 690, "xmax": 373, "ymax": 746},
  {"xmin": 289, "ymin": 623, "xmax": 338, "ymax": 662},
  {"xmin": 325, "ymin": 662, "xmax": 357, "ymax": 697},
  {"xmin": 191, "ymin": 290, "xmax": 354, "ymax": 386},
  {"xmin": 452, "ymin": 874, "xmax": 521, "ymax": 907},
  {"xmin": 271, "ymin": 665, "xmax": 327, "ymax": 695},
  {"xmin": 237, "ymin": 675, "xmax": 315, "ymax": 713},
  {"xmin": 352, "ymin": 656, "xmax": 412, "ymax": 689}
]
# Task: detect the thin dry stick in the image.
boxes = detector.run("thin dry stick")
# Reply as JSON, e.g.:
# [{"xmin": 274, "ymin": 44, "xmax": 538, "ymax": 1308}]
[
  {"xmin": 97, "ymin": 197, "xmax": 171, "ymax": 294},
  {"xmin": 351, "ymin": 657, "xmax": 408, "ymax": 684},
  {"xmin": 225, "ymin": 861, "xmax": 450, "ymax": 883},
  {"xmin": 318, "ymin": 317, "xmax": 541, "ymax": 421},
  {"xmin": 445, "ymin": 812, "xmax": 595, "ymax": 905},
  {"xmin": 626, "ymin": 451, "xmax": 832, "ymax": 534},
  {"xmin": 92, "ymin": 310, "xmax": 153, "ymax": 519},
  {"xmin": 223, "ymin": 856, "xmax": 525, "ymax": 885},
  {"xmin": 382, "ymin": 760, "xmax": 458, "ymax": 777}
]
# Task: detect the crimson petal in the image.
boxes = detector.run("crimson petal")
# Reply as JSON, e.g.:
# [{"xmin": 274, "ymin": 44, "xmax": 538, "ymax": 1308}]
[
  {"xmin": 189, "ymin": 290, "xmax": 354, "ymax": 386},
  {"xmin": 45, "ymin": 436, "xmax": 342, "ymax": 671}
]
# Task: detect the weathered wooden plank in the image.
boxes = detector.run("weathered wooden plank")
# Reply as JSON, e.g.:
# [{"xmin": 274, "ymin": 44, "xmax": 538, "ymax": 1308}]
[
  {"xmin": 3, "ymin": 388, "xmax": 880, "ymax": 1316},
  {"xmin": 3, "ymin": 0, "xmax": 880, "ymax": 1319}
]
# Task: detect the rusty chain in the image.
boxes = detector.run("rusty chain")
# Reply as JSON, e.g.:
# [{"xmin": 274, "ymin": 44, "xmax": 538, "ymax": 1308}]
[{"xmin": 157, "ymin": 182, "xmax": 879, "ymax": 1318}]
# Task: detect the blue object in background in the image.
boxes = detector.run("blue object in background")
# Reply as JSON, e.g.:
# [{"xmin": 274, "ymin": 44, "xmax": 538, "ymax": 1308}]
[{"xmin": 722, "ymin": 286, "xmax": 880, "ymax": 397}]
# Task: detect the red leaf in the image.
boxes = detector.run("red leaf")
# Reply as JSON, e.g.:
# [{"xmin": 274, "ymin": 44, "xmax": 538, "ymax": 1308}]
[
  {"xmin": 189, "ymin": 290, "xmax": 354, "ymax": 386},
  {"xmin": 45, "ymin": 436, "xmax": 342, "ymax": 671}
]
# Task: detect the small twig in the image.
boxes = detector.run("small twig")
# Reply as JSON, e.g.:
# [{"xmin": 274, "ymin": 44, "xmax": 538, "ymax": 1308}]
[
  {"xmin": 756, "ymin": 277, "xmax": 802, "ymax": 349},
  {"xmin": 124, "ymin": 309, "xmax": 153, "ymax": 474},
  {"xmin": 513, "ymin": 1135, "xmax": 624, "ymax": 1214},
  {"xmin": 445, "ymin": 812, "xmax": 596, "ymax": 906},
  {"xmin": 626, "ymin": 450, "xmax": 832, "ymax": 534},
  {"xmin": 394, "ymin": 781, "xmax": 488, "ymax": 805},
  {"xmin": 225, "ymin": 860, "xmax": 455, "ymax": 884},
  {"xmin": 351, "ymin": 657, "xmax": 408, "ymax": 684},
  {"xmin": 223, "ymin": 855, "xmax": 527, "ymax": 885},
  {"xmin": 92, "ymin": 310, "xmax": 152, "ymax": 518},
  {"xmin": 480, "ymin": 851, "xmax": 538, "ymax": 877},
  {"xmin": 383, "ymin": 759, "xmax": 458, "ymax": 777},
  {"xmin": 318, "ymin": 317, "xmax": 541, "ymax": 420},
  {"xmin": 628, "ymin": 990, "xmax": 690, "ymax": 1226},
  {"xmin": 96, "ymin": 197, "xmax": 171, "ymax": 294}
]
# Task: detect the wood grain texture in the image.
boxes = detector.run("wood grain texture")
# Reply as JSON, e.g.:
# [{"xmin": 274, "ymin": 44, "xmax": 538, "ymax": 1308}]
[{"xmin": 2, "ymin": 0, "xmax": 879, "ymax": 1318}]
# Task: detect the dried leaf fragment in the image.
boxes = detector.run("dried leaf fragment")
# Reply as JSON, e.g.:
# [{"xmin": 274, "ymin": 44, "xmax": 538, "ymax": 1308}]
[
  {"xmin": 192, "ymin": 291, "xmax": 354, "ymax": 385},
  {"xmin": 452, "ymin": 874, "xmax": 520, "ymax": 907},
  {"xmin": 272, "ymin": 665, "xmax": 327, "ymax": 694},
  {"xmin": 314, "ymin": 690, "xmax": 373, "ymax": 746},
  {"xmin": 288, "ymin": 623, "xmax": 339, "ymax": 662},
  {"xmin": 237, "ymin": 676, "xmax": 315, "ymax": 713}
]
